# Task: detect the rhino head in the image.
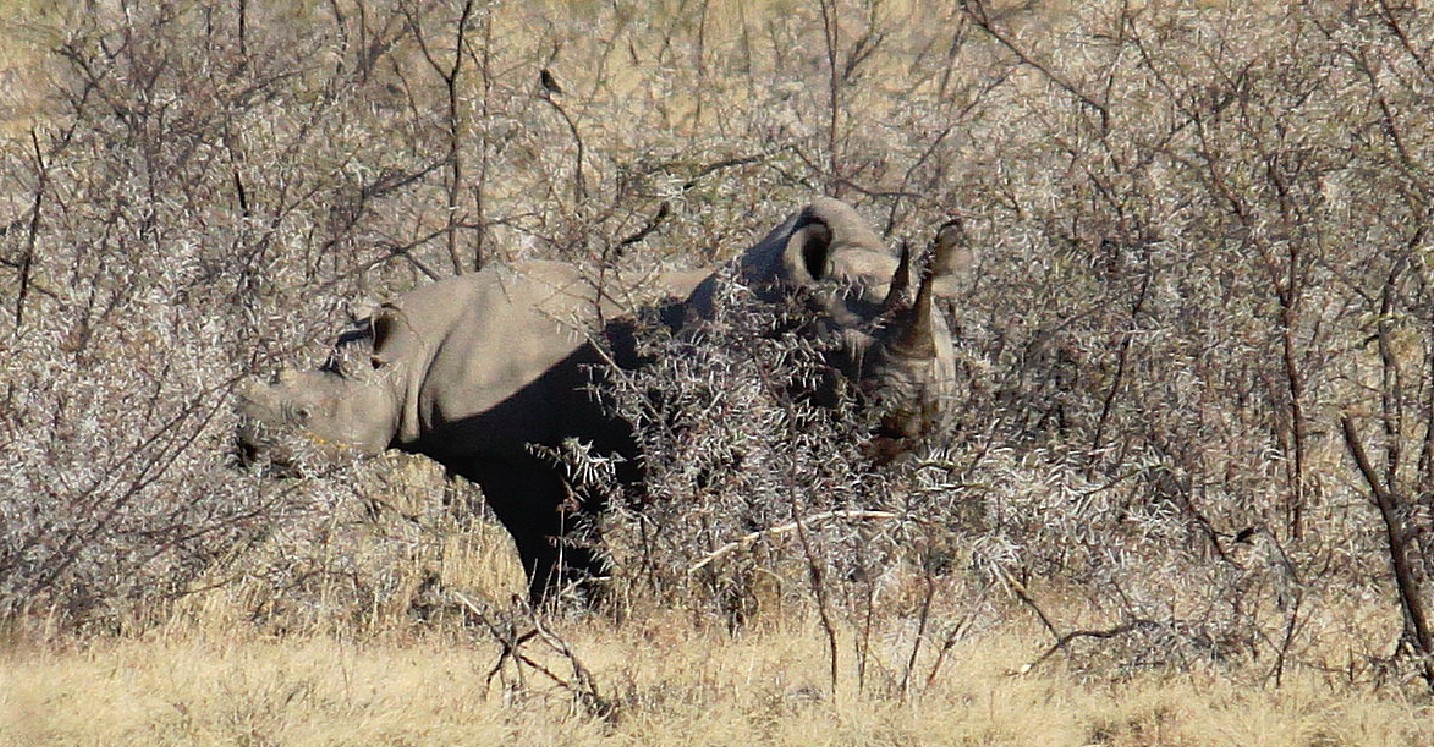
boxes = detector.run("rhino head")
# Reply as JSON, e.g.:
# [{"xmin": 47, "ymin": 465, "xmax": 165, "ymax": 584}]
[
  {"xmin": 687, "ymin": 198, "xmax": 959, "ymax": 443},
  {"xmin": 236, "ymin": 362, "xmax": 401, "ymax": 475}
]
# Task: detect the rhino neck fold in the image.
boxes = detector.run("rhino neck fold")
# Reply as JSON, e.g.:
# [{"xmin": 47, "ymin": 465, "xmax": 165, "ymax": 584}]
[
  {"xmin": 339, "ymin": 373, "xmax": 405, "ymax": 454},
  {"xmin": 389, "ymin": 356, "xmax": 429, "ymax": 447}
]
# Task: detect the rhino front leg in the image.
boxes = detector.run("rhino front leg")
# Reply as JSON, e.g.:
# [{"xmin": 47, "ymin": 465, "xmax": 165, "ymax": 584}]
[
  {"xmin": 466, "ymin": 458, "xmax": 605, "ymax": 604},
  {"xmin": 509, "ymin": 526, "xmax": 604, "ymax": 605}
]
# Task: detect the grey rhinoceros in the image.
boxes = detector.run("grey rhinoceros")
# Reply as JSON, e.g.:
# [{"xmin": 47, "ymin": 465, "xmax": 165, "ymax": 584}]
[{"xmin": 237, "ymin": 198, "xmax": 957, "ymax": 601}]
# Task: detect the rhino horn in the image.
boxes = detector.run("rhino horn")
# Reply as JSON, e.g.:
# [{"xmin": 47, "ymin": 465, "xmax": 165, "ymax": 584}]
[
  {"xmin": 885, "ymin": 216, "xmax": 967, "ymax": 358},
  {"xmin": 888, "ymin": 264, "xmax": 938, "ymax": 360},
  {"xmin": 881, "ymin": 241, "xmax": 912, "ymax": 312}
]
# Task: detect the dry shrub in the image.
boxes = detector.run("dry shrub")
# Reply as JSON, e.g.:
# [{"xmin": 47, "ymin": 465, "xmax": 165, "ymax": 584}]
[
  {"xmin": 0, "ymin": 1, "xmax": 491, "ymax": 633},
  {"xmin": 595, "ymin": 272, "xmax": 879, "ymax": 615},
  {"xmin": 0, "ymin": 0, "xmax": 1430, "ymax": 693}
]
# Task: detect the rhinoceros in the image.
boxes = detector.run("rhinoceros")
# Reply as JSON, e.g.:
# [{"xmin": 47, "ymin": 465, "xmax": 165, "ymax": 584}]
[{"xmin": 237, "ymin": 198, "xmax": 957, "ymax": 601}]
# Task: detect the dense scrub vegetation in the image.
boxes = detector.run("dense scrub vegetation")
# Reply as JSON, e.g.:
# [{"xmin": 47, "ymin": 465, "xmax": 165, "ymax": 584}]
[{"xmin": 2, "ymin": 0, "xmax": 1433, "ymax": 700}]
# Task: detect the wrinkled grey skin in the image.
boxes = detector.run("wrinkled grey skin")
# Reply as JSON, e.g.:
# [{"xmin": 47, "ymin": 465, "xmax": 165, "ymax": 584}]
[{"xmin": 237, "ymin": 199, "xmax": 957, "ymax": 601}]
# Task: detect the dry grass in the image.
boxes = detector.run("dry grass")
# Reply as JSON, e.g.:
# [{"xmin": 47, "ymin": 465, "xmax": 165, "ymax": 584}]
[{"xmin": 3, "ymin": 618, "xmax": 1431, "ymax": 747}]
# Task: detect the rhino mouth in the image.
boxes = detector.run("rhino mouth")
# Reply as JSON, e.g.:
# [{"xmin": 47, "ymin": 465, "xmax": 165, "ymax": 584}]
[
  {"xmin": 234, "ymin": 441, "xmax": 303, "ymax": 478},
  {"xmin": 233, "ymin": 422, "xmax": 305, "ymax": 478}
]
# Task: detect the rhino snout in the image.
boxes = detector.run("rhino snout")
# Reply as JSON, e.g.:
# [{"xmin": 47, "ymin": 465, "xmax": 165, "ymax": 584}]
[
  {"xmin": 235, "ymin": 439, "xmax": 260, "ymax": 468},
  {"xmin": 233, "ymin": 420, "xmax": 282, "ymax": 475}
]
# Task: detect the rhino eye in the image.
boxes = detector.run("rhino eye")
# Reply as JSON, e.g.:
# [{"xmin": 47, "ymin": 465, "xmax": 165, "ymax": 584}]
[{"xmin": 287, "ymin": 405, "xmax": 312, "ymax": 425}]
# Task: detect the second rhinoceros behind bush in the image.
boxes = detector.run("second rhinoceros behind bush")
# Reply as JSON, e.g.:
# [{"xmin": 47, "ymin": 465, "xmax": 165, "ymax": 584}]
[{"xmin": 237, "ymin": 198, "xmax": 959, "ymax": 601}]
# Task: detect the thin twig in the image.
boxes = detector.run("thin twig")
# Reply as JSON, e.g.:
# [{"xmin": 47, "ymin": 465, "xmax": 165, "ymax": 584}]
[
  {"xmin": 615, "ymin": 201, "xmax": 671, "ymax": 255},
  {"xmin": 686, "ymin": 510, "xmax": 897, "ymax": 575},
  {"xmin": 542, "ymin": 92, "xmax": 586, "ymax": 203},
  {"xmin": 959, "ymin": 0, "xmax": 1109, "ymax": 129},
  {"xmin": 1026, "ymin": 619, "xmax": 1157, "ymax": 670},
  {"xmin": 15, "ymin": 129, "xmax": 48, "ymax": 328}
]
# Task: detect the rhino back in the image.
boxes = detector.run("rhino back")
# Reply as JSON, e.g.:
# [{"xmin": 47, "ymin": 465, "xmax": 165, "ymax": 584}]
[{"xmin": 367, "ymin": 263, "xmax": 608, "ymax": 457}]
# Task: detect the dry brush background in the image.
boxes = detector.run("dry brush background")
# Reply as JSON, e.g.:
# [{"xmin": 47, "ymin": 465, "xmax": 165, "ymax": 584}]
[{"xmin": 2, "ymin": 0, "xmax": 1434, "ymax": 744}]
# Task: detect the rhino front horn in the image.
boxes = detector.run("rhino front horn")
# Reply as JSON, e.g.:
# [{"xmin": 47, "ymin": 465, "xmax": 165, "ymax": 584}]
[
  {"xmin": 881, "ymin": 242, "xmax": 912, "ymax": 311},
  {"xmin": 889, "ymin": 265, "xmax": 937, "ymax": 360}
]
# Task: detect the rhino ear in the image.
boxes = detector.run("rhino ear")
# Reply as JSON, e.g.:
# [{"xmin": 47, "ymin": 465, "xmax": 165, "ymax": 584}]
[
  {"xmin": 929, "ymin": 217, "xmax": 975, "ymax": 290},
  {"xmin": 238, "ymin": 378, "xmax": 265, "ymax": 402},
  {"xmin": 370, "ymin": 305, "xmax": 400, "ymax": 368},
  {"xmin": 782, "ymin": 212, "xmax": 836, "ymax": 283},
  {"xmin": 930, "ymin": 219, "xmax": 962, "ymax": 272}
]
